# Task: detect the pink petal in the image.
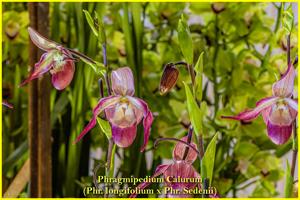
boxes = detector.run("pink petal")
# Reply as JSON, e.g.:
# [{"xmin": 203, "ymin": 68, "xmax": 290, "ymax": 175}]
[
  {"xmin": 2, "ymin": 100, "xmax": 13, "ymax": 109},
  {"xmin": 129, "ymin": 164, "xmax": 170, "ymax": 198},
  {"xmin": 105, "ymin": 101, "xmax": 142, "ymax": 128},
  {"xmin": 111, "ymin": 124, "xmax": 137, "ymax": 148},
  {"xmin": 28, "ymin": 27, "xmax": 59, "ymax": 51},
  {"xmin": 164, "ymin": 161, "xmax": 199, "ymax": 190},
  {"xmin": 285, "ymin": 98, "xmax": 298, "ymax": 111},
  {"xmin": 268, "ymin": 102, "xmax": 295, "ymax": 126},
  {"xmin": 111, "ymin": 67, "xmax": 135, "ymax": 96},
  {"xmin": 127, "ymin": 96, "xmax": 154, "ymax": 152},
  {"xmin": 74, "ymin": 96, "xmax": 120, "ymax": 143},
  {"xmin": 222, "ymin": 97, "xmax": 278, "ymax": 122},
  {"xmin": 51, "ymin": 60, "xmax": 75, "ymax": 90},
  {"xmin": 20, "ymin": 51, "xmax": 55, "ymax": 87},
  {"xmin": 272, "ymin": 64, "xmax": 296, "ymax": 97},
  {"xmin": 267, "ymin": 121, "xmax": 292, "ymax": 145},
  {"xmin": 173, "ymin": 136, "xmax": 198, "ymax": 164}
]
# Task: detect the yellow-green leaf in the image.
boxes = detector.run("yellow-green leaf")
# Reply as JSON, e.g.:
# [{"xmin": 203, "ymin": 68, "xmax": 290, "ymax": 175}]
[
  {"xmin": 97, "ymin": 117, "xmax": 112, "ymax": 139},
  {"xmin": 201, "ymin": 133, "xmax": 218, "ymax": 186},
  {"xmin": 194, "ymin": 52, "xmax": 204, "ymax": 101},
  {"xmin": 177, "ymin": 15, "xmax": 193, "ymax": 64},
  {"xmin": 183, "ymin": 82, "xmax": 202, "ymax": 136}
]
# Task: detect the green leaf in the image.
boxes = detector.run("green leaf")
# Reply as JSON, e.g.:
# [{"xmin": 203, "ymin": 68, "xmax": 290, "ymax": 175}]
[
  {"xmin": 201, "ymin": 133, "xmax": 218, "ymax": 185},
  {"xmin": 282, "ymin": 4, "xmax": 294, "ymax": 34},
  {"xmin": 284, "ymin": 160, "xmax": 293, "ymax": 197},
  {"xmin": 108, "ymin": 144, "xmax": 117, "ymax": 178},
  {"xmin": 183, "ymin": 82, "xmax": 202, "ymax": 136},
  {"xmin": 83, "ymin": 10, "xmax": 98, "ymax": 37},
  {"xmin": 177, "ymin": 15, "xmax": 193, "ymax": 64},
  {"xmin": 194, "ymin": 52, "xmax": 204, "ymax": 101},
  {"xmin": 80, "ymin": 58, "xmax": 106, "ymax": 76},
  {"xmin": 97, "ymin": 118, "xmax": 112, "ymax": 139},
  {"xmin": 94, "ymin": 11, "xmax": 107, "ymax": 45}
]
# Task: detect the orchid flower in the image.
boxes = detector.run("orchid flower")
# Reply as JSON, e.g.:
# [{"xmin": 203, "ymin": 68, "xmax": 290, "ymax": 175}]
[
  {"xmin": 20, "ymin": 27, "xmax": 78, "ymax": 90},
  {"xmin": 130, "ymin": 136, "xmax": 201, "ymax": 198},
  {"xmin": 75, "ymin": 67, "xmax": 153, "ymax": 152},
  {"xmin": 222, "ymin": 64, "xmax": 297, "ymax": 145}
]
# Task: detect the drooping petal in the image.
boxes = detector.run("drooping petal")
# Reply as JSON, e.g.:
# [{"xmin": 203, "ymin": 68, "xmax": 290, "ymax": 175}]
[
  {"xmin": 127, "ymin": 96, "xmax": 154, "ymax": 152},
  {"xmin": 28, "ymin": 27, "xmax": 59, "ymax": 51},
  {"xmin": 272, "ymin": 64, "xmax": 296, "ymax": 97},
  {"xmin": 222, "ymin": 97, "xmax": 278, "ymax": 122},
  {"xmin": 173, "ymin": 136, "xmax": 198, "ymax": 164},
  {"xmin": 164, "ymin": 161, "xmax": 199, "ymax": 190},
  {"xmin": 51, "ymin": 60, "xmax": 75, "ymax": 90},
  {"xmin": 111, "ymin": 67, "xmax": 135, "ymax": 96},
  {"xmin": 111, "ymin": 124, "xmax": 137, "ymax": 148},
  {"xmin": 2, "ymin": 100, "xmax": 13, "ymax": 109},
  {"xmin": 74, "ymin": 96, "xmax": 121, "ymax": 143},
  {"xmin": 20, "ymin": 51, "xmax": 56, "ymax": 87},
  {"xmin": 129, "ymin": 164, "xmax": 170, "ymax": 198},
  {"xmin": 267, "ymin": 121, "xmax": 292, "ymax": 145}
]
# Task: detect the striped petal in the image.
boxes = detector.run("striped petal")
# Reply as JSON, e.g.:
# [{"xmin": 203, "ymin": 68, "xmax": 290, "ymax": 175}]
[
  {"xmin": 28, "ymin": 27, "xmax": 59, "ymax": 51},
  {"xmin": 129, "ymin": 164, "xmax": 170, "ymax": 198},
  {"xmin": 164, "ymin": 161, "xmax": 200, "ymax": 190},
  {"xmin": 111, "ymin": 124, "xmax": 137, "ymax": 148},
  {"xmin": 128, "ymin": 96, "xmax": 154, "ymax": 152},
  {"xmin": 74, "ymin": 96, "xmax": 121, "ymax": 143},
  {"xmin": 272, "ymin": 64, "xmax": 296, "ymax": 97},
  {"xmin": 111, "ymin": 67, "xmax": 135, "ymax": 96},
  {"xmin": 222, "ymin": 97, "xmax": 278, "ymax": 122},
  {"xmin": 267, "ymin": 121, "xmax": 292, "ymax": 145},
  {"xmin": 20, "ymin": 51, "xmax": 56, "ymax": 87},
  {"xmin": 173, "ymin": 136, "xmax": 198, "ymax": 164},
  {"xmin": 51, "ymin": 60, "xmax": 75, "ymax": 90}
]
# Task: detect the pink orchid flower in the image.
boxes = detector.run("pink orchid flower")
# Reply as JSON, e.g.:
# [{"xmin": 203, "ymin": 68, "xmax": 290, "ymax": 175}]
[
  {"xmin": 75, "ymin": 67, "xmax": 153, "ymax": 152},
  {"xmin": 222, "ymin": 64, "xmax": 297, "ymax": 145},
  {"xmin": 20, "ymin": 27, "xmax": 76, "ymax": 90},
  {"xmin": 130, "ymin": 136, "xmax": 201, "ymax": 198}
]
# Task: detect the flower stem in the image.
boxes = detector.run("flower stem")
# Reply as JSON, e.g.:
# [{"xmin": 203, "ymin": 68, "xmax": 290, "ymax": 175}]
[{"xmin": 182, "ymin": 126, "xmax": 193, "ymax": 160}]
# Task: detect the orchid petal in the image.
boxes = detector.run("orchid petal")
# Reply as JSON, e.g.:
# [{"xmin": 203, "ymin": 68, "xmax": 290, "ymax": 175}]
[
  {"xmin": 20, "ymin": 51, "xmax": 56, "ymax": 87},
  {"xmin": 74, "ymin": 96, "xmax": 120, "ymax": 143},
  {"xmin": 105, "ymin": 102, "xmax": 141, "ymax": 128},
  {"xmin": 111, "ymin": 67, "xmax": 135, "ymax": 96},
  {"xmin": 28, "ymin": 27, "xmax": 59, "ymax": 51},
  {"xmin": 111, "ymin": 124, "xmax": 137, "ymax": 148},
  {"xmin": 272, "ymin": 64, "xmax": 296, "ymax": 97},
  {"xmin": 222, "ymin": 97, "xmax": 278, "ymax": 122},
  {"xmin": 269, "ymin": 102, "xmax": 294, "ymax": 126},
  {"xmin": 267, "ymin": 121, "xmax": 292, "ymax": 145},
  {"xmin": 129, "ymin": 164, "xmax": 170, "ymax": 198},
  {"xmin": 2, "ymin": 100, "xmax": 13, "ymax": 109},
  {"xmin": 173, "ymin": 136, "xmax": 198, "ymax": 164},
  {"xmin": 127, "ymin": 96, "xmax": 154, "ymax": 152},
  {"xmin": 285, "ymin": 98, "xmax": 298, "ymax": 111},
  {"xmin": 51, "ymin": 60, "xmax": 75, "ymax": 90},
  {"xmin": 164, "ymin": 161, "xmax": 199, "ymax": 190}
]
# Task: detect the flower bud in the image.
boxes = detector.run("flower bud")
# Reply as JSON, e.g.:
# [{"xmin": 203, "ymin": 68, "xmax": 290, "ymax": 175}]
[
  {"xmin": 211, "ymin": 3, "xmax": 225, "ymax": 14},
  {"xmin": 159, "ymin": 64, "xmax": 179, "ymax": 95}
]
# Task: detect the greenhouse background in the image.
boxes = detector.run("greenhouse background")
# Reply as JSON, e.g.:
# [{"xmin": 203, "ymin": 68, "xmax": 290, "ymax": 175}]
[{"xmin": 2, "ymin": 2, "xmax": 298, "ymax": 198}]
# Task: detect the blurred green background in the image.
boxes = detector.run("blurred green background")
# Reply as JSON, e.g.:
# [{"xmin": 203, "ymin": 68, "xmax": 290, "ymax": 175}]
[{"xmin": 2, "ymin": 2, "xmax": 298, "ymax": 198}]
